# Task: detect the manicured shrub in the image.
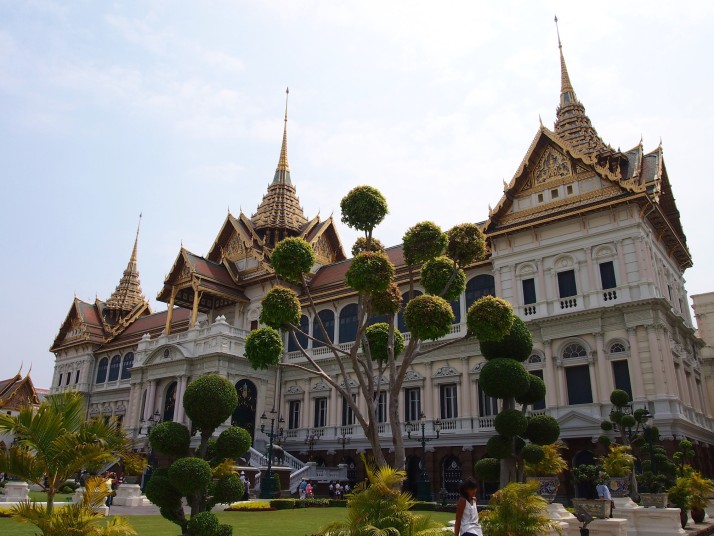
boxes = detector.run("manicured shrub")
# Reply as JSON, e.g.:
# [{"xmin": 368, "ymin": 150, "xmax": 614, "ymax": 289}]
[
  {"xmin": 149, "ymin": 421, "xmax": 190, "ymax": 457},
  {"xmin": 494, "ymin": 409, "xmax": 528, "ymax": 438},
  {"xmin": 213, "ymin": 474, "xmax": 245, "ymax": 505},
  {"xmin": 186, "ymin": 511, "xmax": 219, "ymax": 536},
  {"xmin": 270, "ymin": 499, "xmax": 297, "ymax": 510},
  {"xmin": 352, "ymin": 236, "xmax": 385, "ymax": 256},
  {"xmin": 600, "ymin": 420, "xmax": 613, "ymax": 431},
  {"xmin": 486, "ymin": 435, "xmax": 514, "ymax": 459},
  {"xmin": 479, "ymin": 358, "xmax": 531, "ymax": 399},
  {"xmin": 474, "ymin": 458, "xmax": 501, "ymax": 483},
  {"xmin": 144, "ymin": 473, "xmax": 182, "ymax": 508},
  {"xmin": 340, "ymin": 185, "xmax": 389, "ymax": 232},
  {"xmin": 183, "ymin": 374, "xmax": 239, "ymax": 432},
  {"xmin": 620, "ymin": 415, "xmax": 636, "ymax": 428},
  {"xmin": 402, "ymin": 221, "xmax": 447, "ymax": 266},
  {"xmin": 371, "ymin": 282, "xmax": 402, "ymax": 315},
  {"xmin": 610, "ymin": 389, "xmax": 630, "ymax": 408},
  {"xmin": 420, "ymin": 256, "xmax": 466, "ymax": 301},
  {"xmin": 404, "ymin": 294, "xmax": 454, "ymax": 341},
  {"xmin": 245, "ymin": 327, "xmax": 283, "ymax": 370},
  {"xmin": 216, "ymin": 426, "xmax": 252, "ymax": 459},
  {"xmin": 521, "ymin": 443, "xmax": 545, "ymax": 464},
  {"xmin": 168, "ymin": 457, "xmax": 213, "ymax": 495},
  {"xmin": 515, "ymin": 374, "xmax": 547, "ymax": 406},
  {"xmin": 345, "ymin": 251, "xmax": 395, "ymax": 293},
  {"xmin": 329, "ymin": 499, "xmax": 348, "ymax": 507},
  {"xmin": 480, "ymin": 317, "xmax": 533, "ymax": 362},
  {"xmin": 364, "ymin": 322, "xmax": 405, "ymax": 362},
  {"xmin": 270, "ymin": 237, "xmax": 315, "ymax": 282},
  {"xmin": 467, "ymin": 296, "xmax": 515, "ymax": 342},
  {"xmin": 446, "ymin": 223, "xmax": 485, "ymax": 266},
  {"xmin": 259, "ymin": 286, "xmax": 301, "ymax": 329},
  {"xmin": 525, "ymin": 415, "xmax": 561, "ymax": 446},
  {"xmin": 599, "ymin": 435, "xmax": 612, "ymax": 447}
]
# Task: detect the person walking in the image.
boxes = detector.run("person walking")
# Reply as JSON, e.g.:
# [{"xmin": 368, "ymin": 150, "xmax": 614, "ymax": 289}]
[
  {"xmin": 306, "ymin": 480, "xmax": 314, "ymax": 498},
  {"xmin": 454, "ymin": 478, "xmax": 482, "ymax": 536},
  {"xmin": 596, "ymin": 473, "xmax": 614, "ymax": 517},
  {"xmin": 104, "ymin": 472, "xmax": 114, "ymax": 508},
  {"xmin": 298, "ymin": 478, "xmax": 307, "ymax": 499}
]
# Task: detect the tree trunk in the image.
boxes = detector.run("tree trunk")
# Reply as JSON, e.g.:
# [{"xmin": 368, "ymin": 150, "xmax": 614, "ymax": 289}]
[
  {"xmin": 500, "ymin": 397, "xmax": 518, "ymax": 488},
  {"xmin": 389, "ymin": 388, "xmax": 405, "ymax": 470},
  {"xmin": 46, "ymin": 488, "xmax": 55, "ymax": 516}
]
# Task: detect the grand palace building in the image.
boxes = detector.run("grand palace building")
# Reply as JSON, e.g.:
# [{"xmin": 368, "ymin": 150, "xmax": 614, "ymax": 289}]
[{"xmin": 49, "ymin": 41, "xmax": 714, "ymax": 498}]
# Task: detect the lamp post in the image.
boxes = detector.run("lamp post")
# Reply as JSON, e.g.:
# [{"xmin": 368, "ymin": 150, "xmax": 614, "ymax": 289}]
[
  {"xmin": 639, "ymin": 407, "xmax": 657, "ymax": 475},
  {"xmin": 139, "ymin": 411, "xmax": 162, "ymax": 490},
  {"xmin": 305, "ymin": 429, "xmax": 320, "ymax": 461},
  {"xmin": 259, "ymin": 408, "xmax": 284, "ymax": 499},
  {"xmin": 406, "ymin": 411, "xmax": 441, "ymax": 501},
  {"xmin": 337, "ymin": 430, "xmax": 351, "ymax": 462}
]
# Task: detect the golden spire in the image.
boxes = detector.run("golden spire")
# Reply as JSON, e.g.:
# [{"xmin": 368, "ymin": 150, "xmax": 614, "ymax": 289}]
[
  {"xmin": 553, "ymin": 16, "xmax": 608, "ymax": 158},
  {"xmin": 273, "ymin": 87, "xmax": 291, "ymax": 185},
  {"xmin": 105, "ymin": 215, "xmax": 146, "ymax": 317}
]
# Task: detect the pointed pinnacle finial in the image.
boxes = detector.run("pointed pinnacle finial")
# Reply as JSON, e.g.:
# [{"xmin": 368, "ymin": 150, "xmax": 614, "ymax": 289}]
[
  {"xmin": 16, "ymin": 361, "xmax": 23, "ymax": 378},
  {"xmin": 554, "ymin": 15, "xmax": 575, "ymax": 103},
  {"xmin": 273, "ymin": 87, "xmax": 291, "ymax": 184},
  {"xmin": 285, "ymin": 86, "xmax": 289, "ymax": 122},
  {"xmin": 131, "ymin": 213, "xmax": 142, "ymax": 264},
  {"xmin": 555, "ymin": 15, "xmax": 562, "ymax": 49}
]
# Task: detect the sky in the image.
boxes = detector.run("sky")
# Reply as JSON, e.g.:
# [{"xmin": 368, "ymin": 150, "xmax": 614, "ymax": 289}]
[{"xmin": 1, "ymin": 0, "xmax": 713, "ymax": 389}]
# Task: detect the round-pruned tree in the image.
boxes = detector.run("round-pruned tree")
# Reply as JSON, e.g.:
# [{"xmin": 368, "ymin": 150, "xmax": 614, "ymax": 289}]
[{"xmin": 145, "ymin": 373, "xmax": 250, "ymax": 535}]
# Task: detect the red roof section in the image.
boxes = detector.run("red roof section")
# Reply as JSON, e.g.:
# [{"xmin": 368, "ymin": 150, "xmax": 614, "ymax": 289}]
[
  {"xmin": 309, "ymin": 245, "xmax": 405, "ymax": 289},
  {"xmin": 101, "ymin": 308, "xmax": 191, "ymax": 350}
]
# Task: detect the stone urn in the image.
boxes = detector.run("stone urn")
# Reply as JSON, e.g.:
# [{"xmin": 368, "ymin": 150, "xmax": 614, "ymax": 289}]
[
  {"xmin": 639, "ymin": 492, "xmax": 668, "ymax": 508},
  {"xmin": 572, "ymin": 498, "xmax": 612, "ymax": 520},
  {"xmin": 608, "ymin": 476, "xmax": 631, "ymax": 498},
  {"xmin": 526, "ymin": 476, "xmax": 560, "ymax": 503},
  {"xmin": 691, "ymin": 507, "xmax": 706, "ymax": 523}
]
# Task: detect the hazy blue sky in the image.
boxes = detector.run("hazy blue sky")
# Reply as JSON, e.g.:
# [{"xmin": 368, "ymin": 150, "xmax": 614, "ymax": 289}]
[{"xmin": 2, "ymin": 1, "xmax": 713, "ymax": 388}]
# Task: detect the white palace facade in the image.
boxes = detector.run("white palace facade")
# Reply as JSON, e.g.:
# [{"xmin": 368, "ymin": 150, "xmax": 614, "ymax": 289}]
[{"xmin": 49, "ymin": 42, "xmax": 714, "ymax": 497}]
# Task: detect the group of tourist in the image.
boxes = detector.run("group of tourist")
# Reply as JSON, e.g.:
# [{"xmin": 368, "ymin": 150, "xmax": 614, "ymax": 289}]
[
  {"xmin": 297, "ymin": 478, "xmax": 314, "ymax": 499},
  {"xmin": 328, "ymin": 481, "xmax": 350, "ymax": 499}
]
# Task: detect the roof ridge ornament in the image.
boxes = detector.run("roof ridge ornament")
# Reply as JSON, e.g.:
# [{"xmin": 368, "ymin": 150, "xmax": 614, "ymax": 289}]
[
  {"xmin": 274, "ymin": 86, "xmax": 291, "ymax": 185},
  {"xmin": 104, "ymin": 217, "xmax": 147, "ymax": 316}
]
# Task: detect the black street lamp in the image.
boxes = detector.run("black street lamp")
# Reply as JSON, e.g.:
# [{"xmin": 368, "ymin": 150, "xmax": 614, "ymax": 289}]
[
  {"xmin": 337, "ymin": 430, "xmax": 351, "ymax": 462},
  {"xmin": 305, "ymin": 429, "xmax": 320, "ymax": 461},
  {"xmin": 259, "ymin": 408, "xmax": 284, "ymax": 499},
  {"xmin": 139, "ymin": 411, "xmax": 162, "ymax": 491},
  {"xmin": 406, "ymin": 411, "xmax": 441, "ymax": 501}
]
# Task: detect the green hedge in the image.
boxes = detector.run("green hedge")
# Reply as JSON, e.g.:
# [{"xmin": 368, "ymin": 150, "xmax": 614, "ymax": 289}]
[{"xmin": 269, "ymin": 498, "xmax": 331, "ymax": 509}]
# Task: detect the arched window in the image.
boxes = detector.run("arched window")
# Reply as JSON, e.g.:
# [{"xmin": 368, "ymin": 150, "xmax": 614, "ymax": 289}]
[
  {"xmin": 442, "ymin": 456, "xmax": 463, "ymax": 499},
  {"xmin": 562, "ymin": 343, "xmax": 587, "ymax": 359},
  {"xmin": 527, "ymin": 354, "xmax": 543, "ymax": 365},
  {"xmin": 398, "ymin": 290, "xmax": 423, "ymax": 333},
  {"xmin": 450, "ymin": 297, "xmax": 461, "ymax": 324},
  {"xmin": 339, "ymin": 304, "xmax": 359, "ymax": 343},
  {"xmin": 465, "ymin": 275, "xmax": 495, "ymax": 309},
  {"xmin": 163, "ymin": 381, "xmax": 177, "ymax": 422},
  {"xmin": 312, "ymin": 309, "xmax": 335, "ymax": 348},
  {"xmin": 96, "ymin": 358, "xmax": 108, "ymax": 384},
  {"xmin": 108, "ymin": 355, "xmax": 121, "ymax": 382},
  {"xmin": 288, "ymin": 315, "xmax": 310, "ymax": 352},
  {"xmin": 120, "ymin": 353, "xmax": 134, "ymax": 380},
  {"xmin": 609, "ymin": 342, "xmax": 627, "ymax": 354}
]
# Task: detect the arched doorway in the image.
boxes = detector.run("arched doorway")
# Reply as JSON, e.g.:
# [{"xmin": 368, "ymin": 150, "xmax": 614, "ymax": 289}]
[
  {"xmin": 343, "ymin": 455, "xmax": 357, "ymax": 484},
  {"xmin": 442, "ymin": 455, "xmax": 462, "ymax": 501},
  {"xmin": 232, "ymin": 379, "xmax": 257, "ymax": 439},
  {"xmin": 405, "ymin": 455, "xmax": 421, "ymax": 497},
  {"xmin": 573, "ymin": 449, "xmax": 596, "ymax": 498},
  {"xmin": 163, "ymin": 381, "xmax": 177, "ymax": 422}
]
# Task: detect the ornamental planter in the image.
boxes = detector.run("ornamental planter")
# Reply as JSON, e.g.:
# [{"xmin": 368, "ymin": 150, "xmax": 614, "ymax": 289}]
[
  {"xmin": 639, "ymin": 492, "xmax": 668, "ymax": 508},
  {"xmin": 572, "ymin": 498, "xmax": 612, "ymax": 520},
  {"xmin": 691, "ymin": 507, "xmax": 706, "ymax": 523},
  {"xmin": 526, "ymin": 476, "xmax": 560, "ymax": 503},
  {"xmin": 608, "ymin": 476, "xmax": 631, "ymax": 498}
]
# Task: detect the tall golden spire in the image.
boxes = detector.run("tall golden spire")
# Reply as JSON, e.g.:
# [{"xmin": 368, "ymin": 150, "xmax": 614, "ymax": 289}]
[
  {"xmin": 553, "ymin": 16, "xmax": 608, "ymax": 158},
  {"xmin": 105, "ymin": 215, "xmax": 146, "ymax": 317},
  {"xmin": 273, "ymin": 87, "xmax": 291, "ymax": 185},
  {"xmin": 252, "ymin": 88, "xmax": 308, "ymax": 244}
]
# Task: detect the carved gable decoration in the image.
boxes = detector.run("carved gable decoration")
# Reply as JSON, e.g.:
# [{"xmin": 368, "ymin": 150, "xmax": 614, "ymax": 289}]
[
  {"xmin": 434, "ymin": 366, "xmax": 460, "ymax": 378},
  {"xmin": 224, "ymin": 233, "xmax": 248, "ymax": 262},
  {"xmin": 286, "ymin": 384, "xmax": 304, "ymax": 395},
  {"xmin": 314, "ymin": 234, "xmax": 334, "ymax": 263},
  {"xmin": 311, "ymin": 381, "xmax": 330, "ymax": 392},
  {"xmin": 403, "ymin": 370, "xmax": 424, "ymax": 383},
  {"xmin": 340, "ymin": 378, "xmax": 358, "ymax": 389},
  {"xmin": 534, "ymin": 146, "xmax": 571, "ymax": 185}
]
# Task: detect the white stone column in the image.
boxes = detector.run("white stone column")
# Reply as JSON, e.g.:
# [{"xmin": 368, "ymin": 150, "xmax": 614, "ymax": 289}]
[
  {"xmin": 175, "ymin": 376, "xmax": 188, "ymax": 423},
  {"xmin": 536, "ymin": 258, "xmax": 547, "ymax": 301},
  {"xmin": 627, "ymin": 327, "xmax": 645, "ymax": 400},
  {"xmin": 584, "ymin": 247, "xmax": 596, "ymax": 294},
  {"xmin": 460, "ymin": 357, "xmax": 471, "ymax": 418},
  {"xmin": 647, "ymin": 326, "xmax": 667, "ymax": 396},
  {"xmin": 657, "ymin": 326, "xmax": 678, "ymax": 394},
  {"xmin": 543, "ymin": 341, "xmax": 557, "ymax": 407},
  {"xmin": 615, "ymin": 239, "xmax": 629, "ymax": 285},
  {"xmin": 302, "ymin": 380, "xmax": 309, "ymax": 428},
  {"xmin": 594, "ymin": 333, "xmax": 610, "ymax": 402},
  {"xmin": 144, "ymin": 380, "xmax": 157, "ymax": 421},
  {"xmin": 423, "ymin": 362, "xmax": 433, "ymax": 418}
]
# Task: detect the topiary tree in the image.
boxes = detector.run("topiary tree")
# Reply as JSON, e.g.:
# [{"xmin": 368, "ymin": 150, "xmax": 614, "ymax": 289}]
[
  {"xmin": 145, "ymin": 373, "xmax": 250, "ymax": 535},
  {"xmin": 243, "ymin": 184, "xmax": 514, "ymax": 470},
  {"xmin": 474, "ymin": 312, "xmax": 560, "ymax": 487}
]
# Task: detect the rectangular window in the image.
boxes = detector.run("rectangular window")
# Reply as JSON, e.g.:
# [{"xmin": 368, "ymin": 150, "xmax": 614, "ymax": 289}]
[
  {"xmin": 612, "ymin": 360, "xmax": 632, "ymax": 400},
  {"xmin": 478, "ymin": 382, "xmax": 499, "ymax": 417},
  {"xmin": 551, "ymin": 189, "xmax": 559, "ymax": 199},
  {"xmin": 530, "ymin": 370, "xmax": 546, "ymax": 410},
  {"xmin": 566, "ymin": 365, "xmax": 593, "ymax": 405},
  {"xmin": 377, "ymin": 391, "xmax": 387, "ymax": 423},
  {"xmin": 57, "ymin": 374, "xmax": 62, "ymax": 387},
  {"xmin": 557, "ymin": 270, "xmax": 577, "ymax": 298},
  {"xmin": 75, "ymin": 370, "xmax": 80, "ymax": 384},
  {"xmin": 522, "ymin": 278, "xmax": 537, "ymax": 305},
  {"xmin": 65, "ymin": 372, "xmax": 71, "ymax": 386},
  {"xmin": 537, "ymin": 193, "xmax": 544, "ymax": 203},
  {"xmin": 250, "ymin": 320, "xmax": 259, "ymax": 331},
  {"xmin": 599, "ymin": 261, "xmax": 617, "ymax": 290},
  {"xmin": 566, "ymin": 185, "xmax": 573, "ymax": 195},
  {"xmin": 342, "ymin": 394, "xmax": 356, "ymax": 426},
  {"xmin": 440, "ymin": 384, "xmax": 458, "ymax": 419},
  {"xmin": 313, "ymin": 397, "xmax": 327, "ymax": 428},
  {"xmin": 289, "ymin": 400, "xmax": 301, "ymax": 429},
  {"xmin": 404, "ymin": 388, "xmax": 421, "ymax": 422}
]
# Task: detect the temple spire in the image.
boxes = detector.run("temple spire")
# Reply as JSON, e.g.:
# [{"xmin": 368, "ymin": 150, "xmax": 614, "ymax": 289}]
[
  {"xmin": 105, "ymin": 216, "xmax": 146, "ymax": 317},
  {"xmin": 552, "ymin": 15, "xmax": 608, "ymax": 158},
  {"xmin": 273, "ymin": 87, "xmax": 291, "ymax": 185}
]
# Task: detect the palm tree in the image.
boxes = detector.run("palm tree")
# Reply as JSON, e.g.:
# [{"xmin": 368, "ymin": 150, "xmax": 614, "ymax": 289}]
[
  {"xmin": 11, "ymin": 476, "xmax": 137, "ymax": 536},
  {"xmin": 0, "ymin": 391, "xmax": 143, "ymax": 515},
  {"xmin": 480, "ymin": 481, "xmax": 561, "ymax": 536}
]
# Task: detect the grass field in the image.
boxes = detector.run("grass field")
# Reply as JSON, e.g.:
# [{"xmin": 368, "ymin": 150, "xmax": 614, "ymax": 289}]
[{"xmin": 0, "ymin": 509, "xmax": 455, "ymax": 535}]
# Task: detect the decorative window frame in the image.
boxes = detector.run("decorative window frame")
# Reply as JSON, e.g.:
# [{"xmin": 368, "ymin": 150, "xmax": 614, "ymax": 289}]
[
  {"xmin": 556, "ymin": 339, "xmax": 592, "ymax": 367},
  {"xmin": 432, "ymin": 365, "xmax": 462, "ymax": 386},
  {"xmin": 605, "ymin": 339, "xmax": 630, "ymax": 360},
  {"xmin": 515, "ymin": 261, "xmax": 539, "ymax": 307},
  {"xmin": 526, "ymin": 351, "xmax": 545, "ymax": 371},
  {"xmin": 285, "ymin": 384, "xmax": 305, "ymax": 401},
  {"xmin": 402, "ymin": 369, "xmax": 425, "ymax": 387},
  {"xmin": 309, "ymin": 380, "xmax": 332, "ymax": 398}
]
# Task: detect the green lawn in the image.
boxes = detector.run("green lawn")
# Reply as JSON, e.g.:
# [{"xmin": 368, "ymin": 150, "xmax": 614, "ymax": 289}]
[
  {"xmin": 0, "ymin": 509, "xmax": 454, "ymax": 535},
  {"xmin": 27, "ymin": 491, "xmax": 74, "ymax": 503}
]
